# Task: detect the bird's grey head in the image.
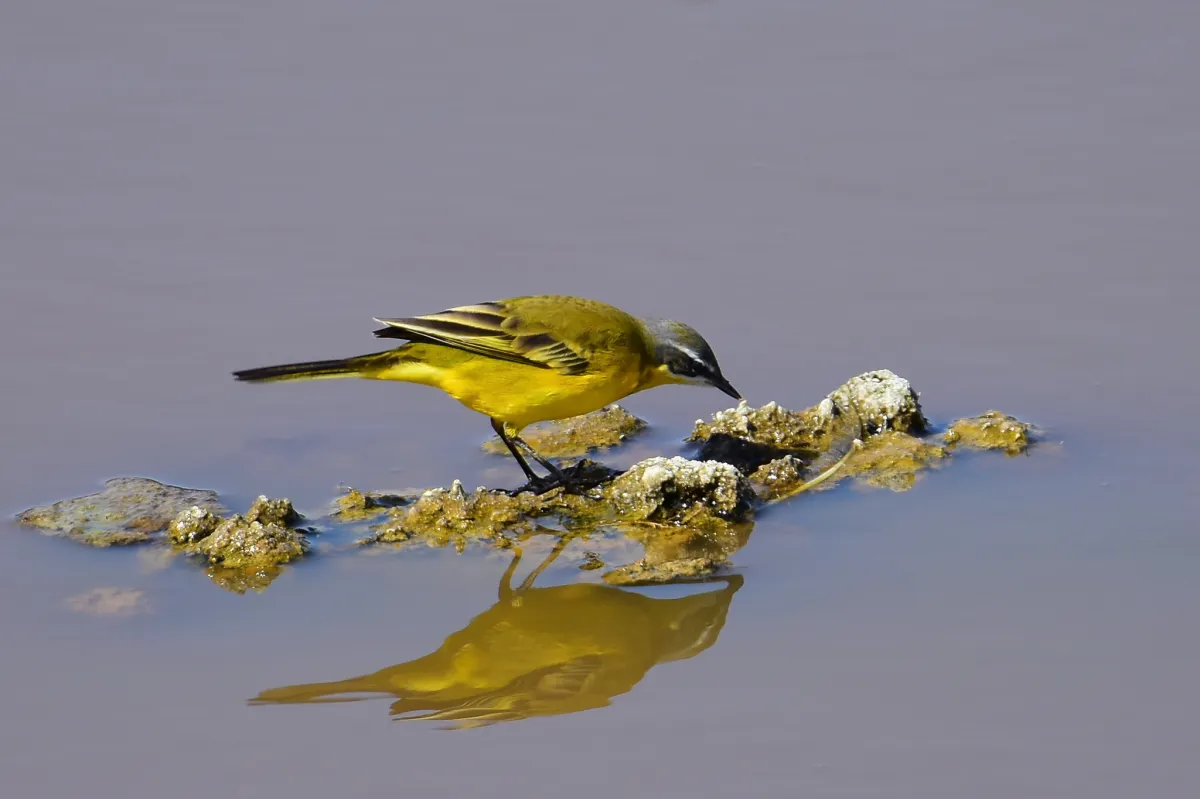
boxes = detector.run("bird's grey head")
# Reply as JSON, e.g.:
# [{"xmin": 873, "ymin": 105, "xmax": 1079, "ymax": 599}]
[{"xmin": 644, "ymin": 319, "xmax": 742, "ymax": 400}]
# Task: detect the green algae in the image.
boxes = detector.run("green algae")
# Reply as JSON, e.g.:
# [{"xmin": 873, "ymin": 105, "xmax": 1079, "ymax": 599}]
[
  {"xmin": 481, "ymin": 404, "xmax": 647, "ymax": 459},
  {"xmin": 944, "ymin": 411, "xmax": 1032, "ymax": 455},
  {"xmin": 17, "ymin": 477, "xmax": 225, "ymax": 547}
]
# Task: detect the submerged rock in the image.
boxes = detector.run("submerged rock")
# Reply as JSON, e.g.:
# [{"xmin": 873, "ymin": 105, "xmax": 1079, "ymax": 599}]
[
  {"xmin": 944, "ymin": 411, "xmax": 1032, "ymax": 455},
  {"xmin": 16, "ymin": 477, "xmax": 225, "ymax": 547},
  {"xmin": 64, "ymin": 587, "xmax": 151, "ymax": 616},
  {"xmin": 482, "ymin": 405, "xmax": 648, "ymax": 459}
]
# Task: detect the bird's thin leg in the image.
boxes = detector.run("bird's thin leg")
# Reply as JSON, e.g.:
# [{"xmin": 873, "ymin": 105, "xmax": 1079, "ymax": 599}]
[
  {"xmin": 511, "ymin": 435, "xmax": 566, "ymax": 481},
  {"xmin": 490, "ymin": 418, "xmax": 541, "ymax": 483}
]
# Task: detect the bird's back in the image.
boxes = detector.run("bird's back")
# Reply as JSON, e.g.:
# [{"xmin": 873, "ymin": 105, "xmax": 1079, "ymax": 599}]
[
  {"xmin": 371, "ymin": 295, "xmax": 657, "ymax": 428},
  {"xmin": 492, "ymin": 295, "xmax": 652, "ymax": 370}
]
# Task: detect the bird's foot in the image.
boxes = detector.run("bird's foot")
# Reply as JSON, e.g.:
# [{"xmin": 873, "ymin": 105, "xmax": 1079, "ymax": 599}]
[
  {"xmin": 509, "ymin": 474, "xmax": 564, "ymax": 496},
  {"xmin": 508, "ymin": 460, "xmax": 620, "ymax": 497}
]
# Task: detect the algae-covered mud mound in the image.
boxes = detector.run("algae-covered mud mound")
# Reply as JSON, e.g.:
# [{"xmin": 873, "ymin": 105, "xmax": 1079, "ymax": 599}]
[
  {"xmin": 943, "ymin": 411, "xmax": 1033, "ymax": 456},
  {"xmin": 16, "ymin": 477, "xmax": 227, "ymax": 547},
  {"xmin": 15, "ymin": 370, "xmax": 1036, "ymax": 593},
  {"xmin": 167, "ymin": 497, "xmax": 311, "ymax": 593}
]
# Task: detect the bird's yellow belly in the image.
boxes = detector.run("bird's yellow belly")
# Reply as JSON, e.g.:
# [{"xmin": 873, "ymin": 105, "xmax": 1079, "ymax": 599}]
[
  {"xmin": 442, "ymin": 360, "xmax": 642, "ymax": 429},
  {"xmin": 372, "ymin": 344, "xmax": 646, "ymax": 430}
]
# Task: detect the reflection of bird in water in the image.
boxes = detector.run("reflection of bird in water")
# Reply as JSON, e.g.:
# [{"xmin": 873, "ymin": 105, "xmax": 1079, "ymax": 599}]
[{"xmin": 250, "ymin": 539, "xmax": 743, "ymax": 728}]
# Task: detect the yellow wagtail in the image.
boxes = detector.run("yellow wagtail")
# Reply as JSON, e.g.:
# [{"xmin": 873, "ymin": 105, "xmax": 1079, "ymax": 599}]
[{"xmin": 233, "ymin": 294, "xmax": 740, "ymax": 488}]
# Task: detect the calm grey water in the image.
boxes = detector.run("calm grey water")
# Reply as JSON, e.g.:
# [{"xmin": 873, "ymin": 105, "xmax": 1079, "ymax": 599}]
[{"xmin": 2, "ymin": 1, "xmax": 1198, "ymax": 797}]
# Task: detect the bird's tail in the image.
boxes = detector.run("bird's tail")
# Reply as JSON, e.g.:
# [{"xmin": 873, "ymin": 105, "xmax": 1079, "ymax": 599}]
[{"xmin": 233, "ymin": 352, "xmax": 390, "ymax": 383}]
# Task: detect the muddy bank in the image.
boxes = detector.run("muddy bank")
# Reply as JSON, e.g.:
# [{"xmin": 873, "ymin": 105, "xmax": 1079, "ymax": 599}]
[{"xmin": 15, "ymin": 370, "xmax": 1035, "ymax": 592}]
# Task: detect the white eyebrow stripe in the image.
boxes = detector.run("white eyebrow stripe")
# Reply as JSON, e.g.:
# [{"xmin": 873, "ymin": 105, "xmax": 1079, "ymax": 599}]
[{"xmin": 666, "ymin": 342, "xmax": 704, "ymax": 364}]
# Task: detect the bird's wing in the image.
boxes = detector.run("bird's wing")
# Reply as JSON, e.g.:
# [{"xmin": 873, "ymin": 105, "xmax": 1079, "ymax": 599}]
[{"xmin": 373, "ymin": 300, "xmax": 591, "ymax": 375}]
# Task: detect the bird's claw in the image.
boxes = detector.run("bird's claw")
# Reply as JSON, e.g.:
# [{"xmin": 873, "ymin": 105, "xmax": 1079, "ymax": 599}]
[{"xmin": 508, "ymin": 461, "xmax": 620, "ymax": 497}]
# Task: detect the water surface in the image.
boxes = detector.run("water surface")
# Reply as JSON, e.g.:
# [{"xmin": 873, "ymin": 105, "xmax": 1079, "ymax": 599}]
[{"xmin": 2, "ymin": 1, "xmax": 1198, "ymax": 797}]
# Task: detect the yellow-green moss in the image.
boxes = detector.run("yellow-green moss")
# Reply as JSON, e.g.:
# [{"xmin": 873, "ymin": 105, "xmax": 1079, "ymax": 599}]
[
  {"xmin": 944, "ymin": 411, "xmax": 1032, "ymax": 455},
  {"xmin": 842, "ymin": 431, "xmax": 947, "ymax": 492}
]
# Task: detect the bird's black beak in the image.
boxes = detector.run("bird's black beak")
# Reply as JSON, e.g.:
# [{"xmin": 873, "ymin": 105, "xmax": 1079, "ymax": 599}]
[{"xmin": 710, "ymin": 375, "xmax": 742, "ymax": 401}]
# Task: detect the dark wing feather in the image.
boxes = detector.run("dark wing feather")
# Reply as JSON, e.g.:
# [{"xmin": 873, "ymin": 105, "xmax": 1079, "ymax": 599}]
[{"xmin": 373, "ymin": 301, "xmax": 591, "ymax": 375}]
